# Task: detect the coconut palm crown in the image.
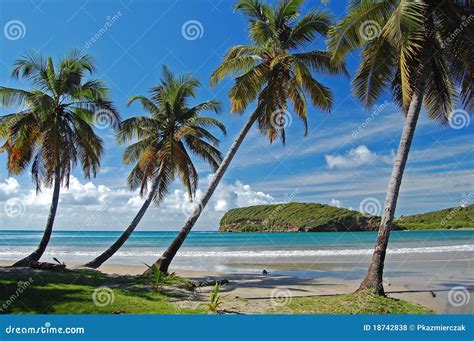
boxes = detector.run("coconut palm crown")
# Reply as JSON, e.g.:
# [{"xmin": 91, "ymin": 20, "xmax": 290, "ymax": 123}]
[
  {"xmin": 328, "ymin": 0, "xmax": 473, "ymax": 118},
  {"xmin": 211, "ymin": 0, "xmax": 347, "ymax": 143},
  {"xmin": 120, "ymin": 65, "xmax": 226, "ymax": 204}
]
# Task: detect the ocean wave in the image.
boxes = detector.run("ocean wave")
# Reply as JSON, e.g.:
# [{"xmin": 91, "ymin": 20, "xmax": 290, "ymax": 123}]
[{"xmin": 0, "ymin": 244, "xmax": 473, "ymax": 258}]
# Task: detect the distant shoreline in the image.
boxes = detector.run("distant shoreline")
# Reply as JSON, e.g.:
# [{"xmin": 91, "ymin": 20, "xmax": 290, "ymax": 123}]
[{"xmin": 219, "ymin": 203, "xmax": 474, "ymax": 232}]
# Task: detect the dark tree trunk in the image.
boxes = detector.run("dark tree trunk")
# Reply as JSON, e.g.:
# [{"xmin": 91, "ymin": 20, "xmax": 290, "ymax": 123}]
[
  {"xmin": 12, "ymin": 166, "xmax": 61, "ymax": 267},
  {"xmin": 357, "ymin": 84, "xmax": 426, "ymax": 295},
  {"xmin": 83, "ymin": 177, "xmax": 161, "ymax": 269},
  {"xmin": 150, "ymin": 111, "xmax": 259, "ymax": 274}
]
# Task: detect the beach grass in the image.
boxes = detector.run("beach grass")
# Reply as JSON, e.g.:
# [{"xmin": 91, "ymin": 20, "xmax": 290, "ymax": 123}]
[
  {"xmin": 0, "ymin": 268, "xmax": 432, "ymax": 314},
  {"xmin": 0, "ymin": 268, "xmax": 205, "ymax": 314},
  {"xmin": 278, "ymin": 290, "xmax": 433, "ymax": 314}
]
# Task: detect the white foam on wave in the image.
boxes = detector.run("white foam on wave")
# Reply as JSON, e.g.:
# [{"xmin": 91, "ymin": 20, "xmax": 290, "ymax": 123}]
[{"xmin": 0, "ymin": 244, "xmax": 473, "ymax": 258}]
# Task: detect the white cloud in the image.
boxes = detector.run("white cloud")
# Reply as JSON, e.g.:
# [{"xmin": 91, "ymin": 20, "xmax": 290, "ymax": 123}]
[
  {"xmin": 0, "ymin": 177, "xmax": 20, "ymax": 195},
  {"xmin": 329, "ymin": 198, "xmax": 342, "ymax": 208},
  {"xmin": 325, "ymin": 145, "xmax": 394, "ymax": 169},
  {"xmin": 214, "ymin": 199, "xmax": 228, "ymax": 212},
  {"xmin": 22, "ymin": 176, "xmax": 115, "ymax": 207},
  {"xmin": 158, "ymin": 178, "xmax": 275, "ymax": 218},
  {"xmin": 212, "ymin": 179, "xmax": 274, "ymax": 211}
]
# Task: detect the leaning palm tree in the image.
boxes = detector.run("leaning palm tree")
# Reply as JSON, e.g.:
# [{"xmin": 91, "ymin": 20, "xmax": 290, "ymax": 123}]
[
  {"xmin": 151, "ymin": 0, "xmax": 346, "ymax": 274},
  {"xmin": 0, "ymin": 51, "xmax": 119, "ymax": 266},
  {"xmin": 328, "ymin": 0, "xmax": 473, "ymax": 294},
  {"xmin": 83, "ymin": 66, "xmax": 225, "ymax": 268}
]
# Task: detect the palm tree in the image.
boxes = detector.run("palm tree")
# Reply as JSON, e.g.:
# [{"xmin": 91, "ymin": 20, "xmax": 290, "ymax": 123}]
[
  {"xmin": 151, "ymin": 0, "xmax": 346, "ymax": 274},
  {"xmin": 328, "ymin": 0, "xmax": 473, "ymax": 294},
  {"xmin": 0, "ymin": 51, "xmax": 120, "ymax": 266},
  {"xmin": 83, "ymin": 66, "xmax": 225, "ymax": 268}
]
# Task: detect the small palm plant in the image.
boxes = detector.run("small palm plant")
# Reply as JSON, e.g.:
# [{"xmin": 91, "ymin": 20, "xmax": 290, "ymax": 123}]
[
  {"xmin": 146, "ymin": 264, "xmax": 178, "ymax": 292},
  {"xmin": 208, "ymin": 283, "xmax": 224, "ymax": 313},
  {"xmin": 0, "ymin": 51, "xmax": 119, "ymax": 266},
  {"xmin": 83, "ymin": 66, "xmax": 225, "ymax": 268}
]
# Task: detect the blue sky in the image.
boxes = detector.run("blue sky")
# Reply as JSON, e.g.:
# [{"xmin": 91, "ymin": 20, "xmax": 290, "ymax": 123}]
[{"xmin": 0, "ymin": 0, "xmax": 472, "ymax": 231}]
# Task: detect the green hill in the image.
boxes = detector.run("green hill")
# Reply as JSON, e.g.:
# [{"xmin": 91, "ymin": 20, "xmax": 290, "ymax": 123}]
[
  {"xmin": 218, "ymin": 202, "xmax": 381, "ymax": 232},
  {"xmin": 395, "ymin": 204, "xmax": 474, "ymax": 230},
  {"xmin": 218, "ymin": 202, "xmax": 474, "ymax": 232}
]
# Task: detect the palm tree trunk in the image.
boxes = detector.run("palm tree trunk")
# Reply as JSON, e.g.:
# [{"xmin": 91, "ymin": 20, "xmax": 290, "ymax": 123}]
[
  {"xmin": 12, "ymin": 166, "xmax": 61, "ymax": 267},
  {"xmin": 150, "ymin": 111, "xmax": 259, "ymax": 274},
  {"xmin": 83, "ymin": 177, "xmax": 161, "ymax": 269},
  {"xmin": 357, "ymin": 85, "xmax": 426, "ymax": 295}
]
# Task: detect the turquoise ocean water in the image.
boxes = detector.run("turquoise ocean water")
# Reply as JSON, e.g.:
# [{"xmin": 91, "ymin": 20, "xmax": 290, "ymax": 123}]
[{"xmin": 1, "ymin": 230, "xmax": 472, "ymax": 274}]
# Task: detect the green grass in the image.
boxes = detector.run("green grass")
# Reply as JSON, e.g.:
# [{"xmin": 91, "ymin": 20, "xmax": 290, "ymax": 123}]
[
  {"xmin": 279, "ymin": 290, "xmax": 433, "ymax": 314},
  {"xmin": 0, "ymin": 269, "xmax": 205, "ymax": 314}
]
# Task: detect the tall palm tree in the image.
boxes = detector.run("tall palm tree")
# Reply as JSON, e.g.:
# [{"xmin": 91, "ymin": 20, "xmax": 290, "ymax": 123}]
[
  {"xmin": 0, "ymin": 51, "xmax": 120, "ymax": 266},
  {"xmin": 151, "ymin": 0, "xmax": 346, "ymax": 274},
  {"xmin": 328, "ymin": 0, "xmax": 473, "ymax": 294},
  {"xmin": 83, "ymin": 66, "xmax": 225, "ymax": 268}
]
